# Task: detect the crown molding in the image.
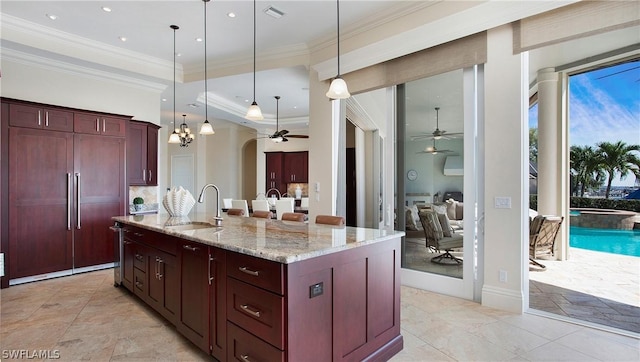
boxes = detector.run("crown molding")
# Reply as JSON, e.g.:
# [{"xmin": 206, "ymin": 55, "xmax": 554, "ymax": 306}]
[
  {"xmin": 346, "ymin": 97, "xmax": 376, "ymax": 132},
  {"xmin": 1, "ymin": 14, "xmax": 174, "ymax": 81},
  {"xmin": 2, "ymin": 47, "xmax": 167, "ymax": 93}
]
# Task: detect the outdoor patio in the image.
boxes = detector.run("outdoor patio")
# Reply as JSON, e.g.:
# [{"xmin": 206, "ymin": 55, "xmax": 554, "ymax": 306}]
[{"xmin": 529, "ymin": 247, "xmax": 640, "ymax": 335}]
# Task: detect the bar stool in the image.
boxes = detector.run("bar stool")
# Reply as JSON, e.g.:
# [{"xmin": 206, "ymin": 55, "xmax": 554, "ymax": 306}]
[
  {"xmin": 315, "ymin": 215, "xmax": 345, "ymax": 226},
  {"xmin": 252, "ymin": 210, "xmax": 272, "ymax": 219},
  {"xmin": 281, "ymin": 212, "xmax": 306, "ymax": 222},
  {"xmin": 226, "ymin": 208, "xmax": 245, "ymax": 216}
]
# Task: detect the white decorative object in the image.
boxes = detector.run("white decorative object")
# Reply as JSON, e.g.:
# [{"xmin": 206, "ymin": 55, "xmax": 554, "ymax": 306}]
[
  {"xmin": 163, "ymin": 187, "xmax": 196, "ymax": 217},
  {"xmin": 295, "ymin": 185, "xmax": 302, "ymax": 199}
]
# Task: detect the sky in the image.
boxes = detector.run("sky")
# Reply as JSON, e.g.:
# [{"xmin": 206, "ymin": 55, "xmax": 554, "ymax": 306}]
[{"xmin": 530, "ymin": 59, "xmax": 640, "ymax": 187}]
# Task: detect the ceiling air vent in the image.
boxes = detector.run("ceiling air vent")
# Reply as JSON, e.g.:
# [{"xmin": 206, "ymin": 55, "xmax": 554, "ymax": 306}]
[{"xmin": 264, "ymin": 6, "xmax": 285, "ymax": 19}]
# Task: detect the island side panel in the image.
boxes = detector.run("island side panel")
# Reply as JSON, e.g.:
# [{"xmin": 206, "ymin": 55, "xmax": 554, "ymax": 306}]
[{"xmin": 286, "ymin": 236, "xmax": 403, "ymax": 361}]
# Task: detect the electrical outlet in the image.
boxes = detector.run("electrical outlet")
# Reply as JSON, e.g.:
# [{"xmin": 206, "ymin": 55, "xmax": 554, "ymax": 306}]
[
  {"xmin": 499, "ymin": 269, "xmax": 507, "ymax": 283},
  {"xmin": 494, "ymin": 197, "xmax": 511, "ymax": 209}
]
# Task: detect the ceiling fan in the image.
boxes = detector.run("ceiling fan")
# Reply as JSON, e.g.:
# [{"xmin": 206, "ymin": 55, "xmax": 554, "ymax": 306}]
[
  {"xmin": 416, "ymin": 139, "xmax": 453, "ymax": 154},
  {"xmin": 411, "ymin": 107, "xmax": 463, "ymax": 141},
  {"xmin": 259, "ymin": 96, "xmax": 308, "ymax": 143}
]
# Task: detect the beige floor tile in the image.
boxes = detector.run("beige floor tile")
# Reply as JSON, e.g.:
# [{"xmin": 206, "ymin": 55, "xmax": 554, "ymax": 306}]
[
  {"xmin": 517, "ymin": 341, "xmax": 601, "ymax": 361},
  {"xmin": 554, "ymin": 329, "xmax": 640, "ymax": 361}
]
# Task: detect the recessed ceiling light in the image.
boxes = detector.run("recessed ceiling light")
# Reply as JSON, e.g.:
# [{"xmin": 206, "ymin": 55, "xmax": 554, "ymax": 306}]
[
  {"xmin": 188, "ymin": 103, "xmax": 199, "ymax": 108},
  {"xmin": 118, "ymin": 36, "xmax": 127, "ymax": 42},
  {"xmin": 195, "ymin": 37, "xmax": 203, "ymax": 42},
  {"xmin": 227, "ymin": 12, "xmax": 236, "ymax": 18},
  {"xmin": 176, "ymin": 52, "xmax": 182, "ymax": 57},
  {"xmin": 162, "ymin": 98, "xmax": 167, "ymax": 102},
  {"xmin": 101, "ymin": 6, "xmax": 112, "ymax": 13},
  {"xmin": 46, "ymin": 14, "xmax": 58, "ymax": 20}
]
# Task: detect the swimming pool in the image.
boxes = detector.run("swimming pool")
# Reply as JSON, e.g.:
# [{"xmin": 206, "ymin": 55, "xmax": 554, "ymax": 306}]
[{"xmin": 570, "ymin": 226, "xmax": 640, "ymax": 257}]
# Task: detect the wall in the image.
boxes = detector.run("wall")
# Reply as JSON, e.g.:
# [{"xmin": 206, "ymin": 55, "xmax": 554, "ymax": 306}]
[{"xmin": 404, "ymin": 138, "xmax": 464, "ymax": 200}]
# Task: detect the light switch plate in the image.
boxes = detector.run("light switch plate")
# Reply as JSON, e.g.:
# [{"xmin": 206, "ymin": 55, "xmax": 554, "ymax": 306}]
[{"xmin": 494, "ymin": 197, "xmax": 511, "ymax": 209}]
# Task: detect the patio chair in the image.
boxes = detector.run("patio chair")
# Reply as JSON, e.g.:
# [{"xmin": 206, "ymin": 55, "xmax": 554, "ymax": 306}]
[
  {"xmin": 529, "ymin": 215, "xmax": 564, "ymax": 269},
  {"xmin": 418, "ymin": 210, "xmax": 463, "ymax": 264}
]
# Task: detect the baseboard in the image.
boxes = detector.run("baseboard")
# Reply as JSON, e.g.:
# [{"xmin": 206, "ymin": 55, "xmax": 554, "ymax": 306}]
[{"xmin": 481, "ymin": 284, "xmax": 525, "ymax": 313}]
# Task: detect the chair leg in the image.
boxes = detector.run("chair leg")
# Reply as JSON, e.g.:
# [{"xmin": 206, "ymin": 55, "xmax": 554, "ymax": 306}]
[
  {"xmin": 431, "ymin": 250, "xmax": 462, "ymax": 264},
  {"xmin": 529, "ymin": 257, "xmax": 546, "ymax": 269}
]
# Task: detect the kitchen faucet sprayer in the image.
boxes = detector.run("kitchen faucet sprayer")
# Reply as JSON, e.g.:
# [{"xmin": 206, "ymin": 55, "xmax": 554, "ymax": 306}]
[{"xmin": 198, "ymin": 183, "xmax": 223, "ymax": 226}]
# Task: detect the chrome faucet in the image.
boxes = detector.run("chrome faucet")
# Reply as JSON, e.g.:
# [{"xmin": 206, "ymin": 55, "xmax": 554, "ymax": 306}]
[
  {"xmin": 255, "ymin": 192, "xmax": 266, "ymax": 200},
  {"xmin": 265, "ymin": 188, "xmax": 281, "ymax": 199},
  {"xmin": 198, "ymin": 183, "xmax": 223, "ymax": 226}
]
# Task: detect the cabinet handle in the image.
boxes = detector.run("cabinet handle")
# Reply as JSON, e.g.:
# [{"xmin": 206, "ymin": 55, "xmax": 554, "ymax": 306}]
[
  {"xmin": 123, "ymin": 240, "xmax": 131, "ymax": 245},
  {"xmin": 240, "ymin": 355, "xmax": 253, "ymax": 362},
  {"xmin": 76, "ymin": 173, "xmax": 81, "ymax": 229},
  {"xmin": 142, "ymin": 169, "xmax": 146, "ymax": 182},
  {"xmin": 45, "ymin": 111, "xmax": 49, "ymax": 127},
  {"xmin": 135, "ymin": 281, "xmax": 143, "ymax": 288},
  {"xmin": 96, "ymin": 118, "xmax": 100, "ymax": 132},
  {"xmin": 102, "ymin": 118, "xmax": 106, "ymax": 133},
  {"xmin": 240, "ymin": 304, "xmax": 261, "ymax": 318},
  {"xmin": 134, "ymin": 232, "xmax": 143, "ymax": 237},
  {"xmin": 135, "ymin": 253, "xmax": 143, "ymax": 262},
  {"xmin": 148, "ymin": 170, "xmax": 152, "ymax": 182},
  {"xmin": 67, "ymin": 173, "xmax": 72, "ymax": 230},
  {"xmin": 182, "ymin": 245, "xmax": 199, "ymax": 252},
  {"xmin": 208, "ymin": 254, "xmax": 214, "ymax": 285},
  {"xmin": 156, "ymin": 257, "xmax": 164, "ymax": 279},
  {"xmin": 38, "ymin": 110, "xmax": 42, "ymax": 126},
  {"xmin": 238, "ymin": 266, "xmax": 259, "ymax": 277}
]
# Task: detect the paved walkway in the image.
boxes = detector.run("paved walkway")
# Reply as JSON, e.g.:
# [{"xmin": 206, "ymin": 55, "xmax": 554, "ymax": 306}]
[{"xmin": 529, "ymin": 248, "xmax": 640, "ymax": 334}]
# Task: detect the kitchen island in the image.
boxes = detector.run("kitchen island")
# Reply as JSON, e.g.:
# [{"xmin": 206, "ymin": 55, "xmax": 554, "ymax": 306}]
[{"xmin": 112, "ymin": 213, "xmax": 403, "ymax": 361}]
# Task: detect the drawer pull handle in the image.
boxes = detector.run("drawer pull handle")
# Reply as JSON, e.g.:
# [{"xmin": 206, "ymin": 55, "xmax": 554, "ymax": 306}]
[
  {"xmin": 134, "ymin": 232, "xmax": 143, "ymax": 237},
  {"xmin": 182, "ymin": 245, "xmax": 199, "ymax": 252},
  {"xmin": 240, "ymin": 355, "xmax": 253, "ymax": 362},
  {"xmin": 240, "ymin": 304, "xmax": 261, "ymax": 318},
  {"xmin": 135, "ymin": 254, "xmax": 143, "ymax": 261},
  {"xmin": 135, "ymin": 281, "xmax": 143, "ymax": 288},
  {"xmin": 238, "ymin": 266, "xmax": 259, "ymax": 277}
]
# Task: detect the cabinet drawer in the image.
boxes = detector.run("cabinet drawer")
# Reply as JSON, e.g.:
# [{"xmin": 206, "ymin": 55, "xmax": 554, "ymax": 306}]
[
  {"xmin": 133, "ymin": 248, "xmax": 146, "ymax": 271},
  {"xmin": 227, "ymin": 278, "xmax": 284, "ymax": 349},
  {"xmin": 227, "ymin": 322, "xmax": 284, "ymax": 362},
  {"xmin": 227, "ymin": 252, "xmax": 284, "ymax": 295},
  {"xmin": 133, "ymin": 268, "xmax": 147, "ymax": 298}
]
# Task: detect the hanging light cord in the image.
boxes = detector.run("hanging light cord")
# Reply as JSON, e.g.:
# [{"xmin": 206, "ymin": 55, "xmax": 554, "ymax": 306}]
[
  {"xmin": 336, "ymin": 0, "xmax": 341, "ymax": 77},
  {"xmin": 204, "ymin": 0, "xmax": 208, "ymax": 122},
  {"xmin": 252, "ymin": 0, "xmax": 257, "ymax": 102},
  {"xmin": 172, "ymin": 25, "xmax": 178, "ymax": 132}
]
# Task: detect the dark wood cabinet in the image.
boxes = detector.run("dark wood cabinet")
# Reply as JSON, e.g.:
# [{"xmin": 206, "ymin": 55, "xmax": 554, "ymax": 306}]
[
  {"xmin": 128, "ymin": 121, "xmax": 160, "ymax": 186},
  {"xmin": 283, "ymin": 151, "xmax": 308, "ymax": 183},
  {"xmin": 147, "ymin": 248, "xmax": 179, "ymax": 324},
  {"xmin": 8, "ymin": 103, "xmax": 74, "ymax": 132},
  {"xmin": 178, "ymin": 239, "xmax": 210, "ymax": 352},
  {"xmin": 209, "ymin": 247, "xmax": 227, "ymax": 361},
  {"xmin": 265, "ymin": 151, "xmax": 308, "ymax": 195},
  {"xmin": 8, "ymin": 127, "xmax": 74, "ymax": 278},
  {"xmin": 74, "ymin": 112, "xmax": 127, "ymax": 137},
  {"xmin": 4, "ymin": 98, "xmax": 128, "ymax": 283}
]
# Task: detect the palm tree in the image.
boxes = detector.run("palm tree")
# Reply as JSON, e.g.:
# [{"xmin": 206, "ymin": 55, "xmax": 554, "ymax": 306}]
[
  {"xmin": 570, "ymin": 145, "xmax": 605, "ymax": 196},
  {"xmin": 529, "ymin": 128, "xmax": 538, "ymax": 164},
  {"xmin": 596, "ymin": 141, "xmax": 640, "ymax": 198}
]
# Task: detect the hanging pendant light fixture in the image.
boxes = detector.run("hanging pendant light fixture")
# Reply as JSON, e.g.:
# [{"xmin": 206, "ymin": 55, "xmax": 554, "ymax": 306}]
[
  {"xmin": 245, "ymin": 0, "xmax": 264, "ymax": 121},
  {"xmin": 272, "ymin": 96, "xmax": 283, "ymax": 143},
  {"xmin": 168, "ymin": 24, "xmax": 181, "ymax": 144},
  {"xmin": 199, "ymin": 0, "xmax": 215, "ymax": 135},
  {"xmin": 326, "ymin": 0, "xmax": 350, "ymax": 99}
]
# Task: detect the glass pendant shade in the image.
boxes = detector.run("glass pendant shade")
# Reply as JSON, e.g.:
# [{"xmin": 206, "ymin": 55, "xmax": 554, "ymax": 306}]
[
  {"xmin": 168, "ymin": 132, "xmax": 181, "ymax": 144},
  {"xmin": 200, "ymin": 120, "xmax": 214, "ymax": 135},
  {"xmin": 245, "ymin": 101, "xmax": 264, "ymax": 121},
  {"xmin": 272, "ymin": 136, "xmax": 283, "ymax": 143},
  {"xmin": 326, "ymin": 76, "xmax": 350, "ymax": 99}
]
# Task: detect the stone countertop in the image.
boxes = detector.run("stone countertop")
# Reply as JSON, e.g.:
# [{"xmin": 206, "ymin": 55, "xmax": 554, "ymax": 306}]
[{"xmin": 112, "ymin": 213, "xmax": 404, "ymax": 264}]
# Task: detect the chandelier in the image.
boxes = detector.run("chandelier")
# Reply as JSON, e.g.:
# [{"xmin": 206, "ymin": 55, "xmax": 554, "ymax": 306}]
[{"xmin": 176, "ymin": 114, "xmax": 195, "ymax": 147}]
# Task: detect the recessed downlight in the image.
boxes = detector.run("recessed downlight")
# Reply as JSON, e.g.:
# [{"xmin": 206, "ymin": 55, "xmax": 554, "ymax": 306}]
[
  {"xmin": 101, "ymin": 6, "xmax": 112, "ymax": 13},
  {"xmin": 195, "ymin": 37, "xmax": 203, "ymax": 42},
  {"xmin": 264, "ymin": 6, "xmax": 285, "ymax": 19},
  {"xmin": 118, "ymin": 36, "xmax": 127, "ymax": 42},
  {"xmin": 227, "ymin": 12, "xmax": 236, "ymax": 18},
  {"xmin": 46, "ymin": 14, "xmax": 58, "ymax": 20}
]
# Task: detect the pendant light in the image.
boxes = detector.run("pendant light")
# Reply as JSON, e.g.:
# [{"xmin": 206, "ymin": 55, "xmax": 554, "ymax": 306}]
[
  {"xmin": 272, "ymin": 96, "xmax": 283, "ymax": 143},
  {"xmin": 168, "ymin": 24, "xmax": 181, "ymax": 144},
  {"xmin": 199, "ymin": 0, "xmax": 215, "ymax": 135},
  {"xmin": 245, "ymin": 0, "xmax": 264, "ymax": 120},
  {"xmin": 326, "ymin": 0, "xmax": 350, "ymax": 99},
  {"xmin": 177, "ymin": 114, "xmax": 195, "ymax": 147}
]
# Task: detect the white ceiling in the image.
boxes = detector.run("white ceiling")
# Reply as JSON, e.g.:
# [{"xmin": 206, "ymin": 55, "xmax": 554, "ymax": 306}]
[{"xmin": 2, "ymin": 1, "xmax": 638, "ymax": 139}]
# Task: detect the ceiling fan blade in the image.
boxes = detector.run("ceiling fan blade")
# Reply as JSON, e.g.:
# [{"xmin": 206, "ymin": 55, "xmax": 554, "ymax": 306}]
[
  {"xmin": 280, "ymin": 129, "xmax": 289, "ymax": 136},
  {"xmin": 285, "ymin": 134, "xmax": 309, "ymax": 139},
  {"xmin": 410, "ymin": 134, "xmax": 433, "ymax": 141}
]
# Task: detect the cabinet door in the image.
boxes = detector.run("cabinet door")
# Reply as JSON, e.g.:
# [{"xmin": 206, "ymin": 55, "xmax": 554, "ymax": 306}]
[
  {"xmin": 127, "ymin": 122, "xmax": 148, "ymax": 186},
  {"xmin": 8, "ymin": 128, "xmax": 74, "ymax": 278},
  {"xmin": 265, "ymin": 152, "xmax": 283, "ymax": 193},
  {"xmin": 8, "ymin": 103, "xmax": 73, "ymax": 132},
  {"xmin": 148, "ymin": 249, "xmax": 179, "ymax": 325},
  {"xmin": 73, "ymin": 134, "xmax": 125, "ymax": 268},
  {"xmin": 122, "ymin": 238, "xmax": 135, "ymax": 291},
  {"xmin": 74, "ymin": 113, "xmax": 102, "ymax": 135},
  {"xmin": 209, "ymin": 247, "xmax": 226, "ymax": 361},
  {"xmin": 101, "ymin": 116, "xmax": 127, "ymax": 137},
  {"xmin": 178, "ymin": 240, "xmax": 209, "ymax": 352},
  {"xmin": 284, "ymin": 151, "xmax": 308, "ymax": 183},
  {"xmin": 146, "ymin": 124, "xmax": 160, "ymax": 186}
]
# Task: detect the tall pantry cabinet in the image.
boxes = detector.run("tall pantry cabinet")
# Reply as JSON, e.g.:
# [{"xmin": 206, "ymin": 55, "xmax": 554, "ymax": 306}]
[{"xmin": 2, "ymin": 98, "xmax": 128, "ymax": 285}]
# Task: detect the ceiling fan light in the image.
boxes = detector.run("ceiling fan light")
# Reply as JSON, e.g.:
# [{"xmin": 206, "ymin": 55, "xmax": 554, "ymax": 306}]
[
  {"xmin": 199, "ymin": 120, "xmax": 214, "ymax": 135},
  {"xmin": 245, "ymin": 101, "xmax": 264, "ymax": 121},
  {"xmin": 272, "ymin": 136, "xmax": 283, "ymax": 143},
  {"xmin": 168, "ymin": 132, "xmax": 181, "ymax": 144},
  {"xmin": 326, "ymin": 77, "xmax": 350, "ymax": 99},
  {"xmin": 434, "ymin": 135, "xmax": 442, "ymax": 140}
]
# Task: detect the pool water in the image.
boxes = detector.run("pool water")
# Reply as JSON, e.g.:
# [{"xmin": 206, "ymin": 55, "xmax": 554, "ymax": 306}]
[{"xmin": 570, "ymin": 226, "xmax": 640, "ymax": 257}]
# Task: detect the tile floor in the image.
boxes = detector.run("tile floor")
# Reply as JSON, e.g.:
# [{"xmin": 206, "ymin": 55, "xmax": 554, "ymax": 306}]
[{"xmin": 1, "ymin": 269, "xmax": 638, "ymax": 361}]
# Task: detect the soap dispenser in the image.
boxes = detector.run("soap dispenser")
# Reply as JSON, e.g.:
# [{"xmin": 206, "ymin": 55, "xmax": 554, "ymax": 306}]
[{"xmin": 295, "ymin": 185, "xmax": 302, "ymax": 199}]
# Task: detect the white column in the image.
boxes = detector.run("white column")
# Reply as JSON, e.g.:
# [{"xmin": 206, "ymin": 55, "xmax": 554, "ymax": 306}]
[{"xmin": 536, "ymin": 68, "xmax": 569, "ymax": 260}]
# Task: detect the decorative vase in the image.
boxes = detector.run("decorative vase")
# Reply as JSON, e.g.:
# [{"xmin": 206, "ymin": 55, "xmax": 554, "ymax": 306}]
[{"xmin": 295, "ymin": 185, "xmax": 302, "ymax": 199}]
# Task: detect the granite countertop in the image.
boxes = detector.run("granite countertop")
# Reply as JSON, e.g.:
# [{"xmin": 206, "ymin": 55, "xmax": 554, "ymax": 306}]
[{"xmin": 112, "ymin": 213, "xmax": 404, "ymax": 264}]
